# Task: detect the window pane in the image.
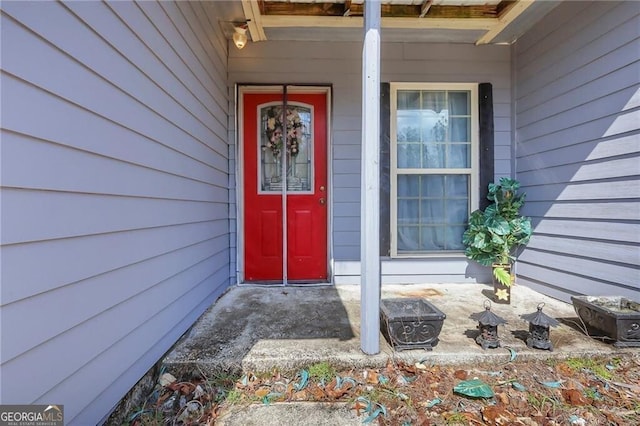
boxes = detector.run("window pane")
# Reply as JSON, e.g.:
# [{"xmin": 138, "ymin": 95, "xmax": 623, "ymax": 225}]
[
  {"xmin": 421, "ymin": 227, "xmax": 445, "ymax": 250},
  {"xmin": 397, "ymin": 199, "xmax": 419, "ymax": 225},
  {"xmin": 422, "ymin": 91, "xmax": 446, "ymax": 113},
  {"xmin": 445, "ymin": 226, "xmax": 466, "ymax": 250},
  {"xmin": 260, "ymin": 104, "xmax": 312, "ymax": 192},
  {"xmin": 397, "ymin": 110, "xmax": 420, "ymax": 142},
  {"xmin": 398, "ymin": 175, "xmax": 419, "ymax": 197},
  {"xmin": 420, "ymin": 199, "xmax": 444, "ymax": 224},
  {"xmin": 447, "ymin": 199, "xmax": 469, "ymax": 224},
  {"xmin": 398, "ymin": 143, "xmax": 421, "ymax": 168},
  {"xmin": 446, "ymin": 175, "xmax": 469, "ymax": 198},
  {"xmin": 398, "ymin": 226, "xmax": 420, "ymax": 251},
  {"xmin": 421, "ymin": 175, "xmax": 444, "ymax": 198},
  {"xmin": 447, "ymin": 143, "xmax": 470, "ymax": 168},
  {"xmin": 398, "ymin": 91, "xmax": 420, "ymax": 110},
  {"xmin": 450, "ymin": 117, "xmax": 469, "ymax": 143},
  {"xmin": 422, "ymin": 143, "xmax": 445, "ymax": 168},
  {"xmin": 449, "ymin": 91, "xmax": 469, "ymax": 115}
]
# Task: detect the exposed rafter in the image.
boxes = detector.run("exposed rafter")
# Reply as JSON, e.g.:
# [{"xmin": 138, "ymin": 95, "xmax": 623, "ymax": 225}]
[
  {"xmin": 419, "ymin": 0, "xmax": 433, "ymax": 18},
  {"xmin": 476, "ymin": 0, "xmax": 535, "ymax": 45},
  {"xmin": 343, "ymin": 0, "xmax": 352, "ymax": 17},
  {"xmin": 236, "ymin": 0, "xmax": 537, "ymax": 45}
]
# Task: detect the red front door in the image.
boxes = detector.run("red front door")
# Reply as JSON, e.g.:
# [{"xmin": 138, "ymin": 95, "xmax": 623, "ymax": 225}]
[{"xmin": 243, "ymin": 91, "xmax": 328, "ymax": 282}]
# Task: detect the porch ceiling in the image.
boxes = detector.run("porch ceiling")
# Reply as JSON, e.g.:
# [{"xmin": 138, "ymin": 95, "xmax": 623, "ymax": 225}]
[{"xmin": 228, "ymin": 0, "xmax": 560, "ymax": 45}]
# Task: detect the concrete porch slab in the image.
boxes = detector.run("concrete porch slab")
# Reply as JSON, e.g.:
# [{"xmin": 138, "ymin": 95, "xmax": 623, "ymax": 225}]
[{"xmin": 163, "ymin": 283, "xmax": 633, "ymax": 378}]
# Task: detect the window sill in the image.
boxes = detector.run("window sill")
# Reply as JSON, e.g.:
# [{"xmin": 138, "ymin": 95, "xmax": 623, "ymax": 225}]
[{"xmin": 387, "ymin": 252, "xmax": 467, "ymax": 259}]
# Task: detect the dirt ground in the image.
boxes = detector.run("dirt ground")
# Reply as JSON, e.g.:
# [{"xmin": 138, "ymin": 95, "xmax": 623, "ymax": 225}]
[{"xmin": 125, "ymin": 352, "xmax": 639, "ymax": 425}]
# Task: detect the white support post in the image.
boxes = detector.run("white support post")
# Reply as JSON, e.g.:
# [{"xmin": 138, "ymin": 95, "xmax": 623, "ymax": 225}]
[{"xmin": 360, "ymin": 0, "xmax": 381, "ymax": 355}]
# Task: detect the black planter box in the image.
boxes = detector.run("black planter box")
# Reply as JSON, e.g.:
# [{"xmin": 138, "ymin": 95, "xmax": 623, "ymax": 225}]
[
  {"xmin": 571, "ymin": 296, "xmax": 640, "ymax": 348},
  {"xmin": 380, "ymin": 298, "xmax": 446, "ymax": 351}
]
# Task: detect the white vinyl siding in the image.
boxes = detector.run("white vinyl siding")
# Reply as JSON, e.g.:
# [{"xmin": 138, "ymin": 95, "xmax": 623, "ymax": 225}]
[
  {"xmin": 0, "ymin": 1, "xmax": 231, "ymax": 423},
  {"xmin": 390, "ymin": 83, "xmax": 479, "ymax": 257}
]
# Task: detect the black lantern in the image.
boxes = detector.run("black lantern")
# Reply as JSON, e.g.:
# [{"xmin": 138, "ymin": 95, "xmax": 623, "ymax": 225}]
[
  {"xmin": 520, "ymin": 302, "xmax": 559, "ymax": 351},
  {"xmin": 470, "ymin": 301, "xmax": 507, "ymax": 349}
]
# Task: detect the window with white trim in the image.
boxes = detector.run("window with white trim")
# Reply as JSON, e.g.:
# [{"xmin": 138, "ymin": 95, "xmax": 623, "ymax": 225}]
[{"xmin": 390, "ymin": 83, "xmax": 479, "ymax": 256}]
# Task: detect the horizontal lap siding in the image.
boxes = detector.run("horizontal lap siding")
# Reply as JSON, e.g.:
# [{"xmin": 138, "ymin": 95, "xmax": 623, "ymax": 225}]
[
  {"xmin": 229, "ymin": 41, "xmax": 510, "ymax": 283},
  {"xmin": 0, "ymin": 1, "xmax": 230, "ymax": 423},
  {"xmin": 513, "ymin": 1, "xmax": 640, "ymax": 302}
]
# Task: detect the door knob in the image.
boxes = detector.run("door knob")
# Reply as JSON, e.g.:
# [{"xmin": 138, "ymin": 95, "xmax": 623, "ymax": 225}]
[
  {"xmin": 319, "ymin": 198, "xmax": 326, "ymax": 205},
  {"xmin": 320, "ymin": 185, "xmax": 325, "ymax": 192}
]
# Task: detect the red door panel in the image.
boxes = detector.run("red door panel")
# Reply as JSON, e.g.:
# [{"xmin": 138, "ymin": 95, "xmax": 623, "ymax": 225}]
[{"xmin": 243, "ymin": 91, "xmax": 328, "ymax": 282}]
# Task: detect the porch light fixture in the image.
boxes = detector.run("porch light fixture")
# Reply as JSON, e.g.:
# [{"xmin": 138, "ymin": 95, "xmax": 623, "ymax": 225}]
[
  {"xmin": 233, "ymin": 25, "xmax": 248, "ymax": 50},
  {"xmin": 470, "ymin": 301, "xmax": 507, "ymax": 350},
  {"xmin": 520, "ymin": 302, "xmax": 559, "ymax": 351}
]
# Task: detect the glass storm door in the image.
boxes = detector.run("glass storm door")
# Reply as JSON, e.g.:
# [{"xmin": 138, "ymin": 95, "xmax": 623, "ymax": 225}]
[{"xmin": 242, "ymin": 91, "xmax": 328, "ymax": 282}]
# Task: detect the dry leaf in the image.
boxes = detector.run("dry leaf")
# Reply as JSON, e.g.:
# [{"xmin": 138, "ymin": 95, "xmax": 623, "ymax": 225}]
[
  {"xmin": 454, "ymin": 370, "xmax": 468, "ymax": 380},
  {"xmin": 292, "ymin": 390, "xmax": 308, "ymax": 400},
  {"xmin": 365, "ymin": 370, "xmax": 379, "ymax": 384},
  {"xmin": 310, "ymin": 386, "xmax": 326, "ymax": 400},
  {"xmin": 482, "ymin": 405, "xmax": 514, "ymax": 425},
  {"xmin": 561, "ymin": 389, "xmax": 589, "ymax": 406},
  {"xmin": 159, "ymin": 373, "xmax": 177, "ymax": 387},
  {"xmin": 353, "ymin": 400, "xmax": 366, "ymax": 415},
  {"xmin": 255, "ymin": 388, "xmax": 271, "ymax": 398}
]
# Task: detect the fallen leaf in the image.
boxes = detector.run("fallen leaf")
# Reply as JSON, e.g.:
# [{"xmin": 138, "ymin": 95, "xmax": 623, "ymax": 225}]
[
  {"xmin": 454, "ymin": 370, "xmax": 468, "ymax": 380},
  {"xmin": 159, "ymin": 373, "xmax": 177, "ymax": 387},
  {"xmin": 454, "ymin": 379, "xmax": 495, "ymax": 398},
  {"xmin": 364, "ymin": 370, "xmax": 379, "ymax": 384},
  {"xmin": 255, "ymin": 388, "xmax": 271, "ymax": 398},
  {"xmin": 511, "ymin": 382, "xmax": 526, "ymax": 392},
  {"xmin": 310, "ymin": 386, "xmax": 325, "ymax": 400},
  {"xmin": 562, "ymin": 389, "xmax": 589, "ymax": 406},
  {"xmin": 496, "ymin": 392, "xmax": 509, "ymax": 405},
  {"xmin": 482, "ymin": 405, "xmax": 514, "ymax": 425},
  {"xmin": 292, "ymin": 390, "xmax": 308, "ymax": 400},
  {"xmin": 353, "ymin": 400, "xmax": 366, "ymax": 415}
]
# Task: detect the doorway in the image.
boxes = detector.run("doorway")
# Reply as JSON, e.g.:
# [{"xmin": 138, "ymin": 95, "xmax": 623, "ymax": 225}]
[{"xmin": 240, "ymin": 87, "xmax": 329, "ymax": 282}]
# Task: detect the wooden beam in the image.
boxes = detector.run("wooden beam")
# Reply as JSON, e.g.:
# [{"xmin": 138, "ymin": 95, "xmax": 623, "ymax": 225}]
[
  {"xmin": 476, "ymin": 0, "xmax": 535, "ymax": 45},
  {"xmin": 241, "ymin": 0, "xmax": 267, "ymax": 42},
  {"xmin": 361, "ymin": 0, "xmax": 381, "ymax": 356},
  {"xmin": 261, "ymin": 15, "xmax": 496, "ymax": 30},
  {"xmin": 262, "ymin": 2, "xmax": 501, "ymax": 18},
  {"xmin": 419, "ymin": 0, "xmax": 433, "ymax": 18},
  {"xmin": 343, "ymin": 0, "xmax": 352, "ymax": 17}
]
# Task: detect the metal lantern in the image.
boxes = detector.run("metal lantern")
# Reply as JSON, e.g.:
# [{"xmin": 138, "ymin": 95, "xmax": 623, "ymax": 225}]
[
  {"xmin": 520, "ymin": 302, "xmax": 559, "ymax": 351},
  {"xmin": 470, "ymin": 301, "xmax": 507, "ymax": 349}
]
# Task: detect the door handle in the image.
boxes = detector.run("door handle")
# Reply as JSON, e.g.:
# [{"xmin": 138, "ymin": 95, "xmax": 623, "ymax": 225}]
[{"xmin": 319, "ymin": 198, "xmax": 326, "ymax": 205}]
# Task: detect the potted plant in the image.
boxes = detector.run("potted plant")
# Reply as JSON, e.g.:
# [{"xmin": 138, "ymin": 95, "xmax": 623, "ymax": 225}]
[{"xmin": 463, "ymin": 178, "xmax": 532, "ymax": 304}]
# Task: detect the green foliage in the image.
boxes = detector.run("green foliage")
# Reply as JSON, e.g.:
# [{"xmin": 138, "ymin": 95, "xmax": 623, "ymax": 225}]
[
  {"xmin": 453, "ymin": 379, "xmax": 495, "ymax": 398},
  {"xmin": 565, "ymin": 357, "xmax": 613, "ymax": 380},
  {"xmin": 307, "ymin": 361, "xmax": 336, "ymax": 383},
  {"xmin": 462, "ymin": 178, "xmax": 532, "ymax": 286},
  {"xmin": 225, "ymin": 389, "xmax": 243, "ymax": 404},
  {"xmin": 444, "ymin": 412, "xmax": 469, "ymax": 425}
]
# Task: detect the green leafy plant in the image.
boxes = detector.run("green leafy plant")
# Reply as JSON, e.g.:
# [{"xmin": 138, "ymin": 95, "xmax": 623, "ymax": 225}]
[
  {"xmin": 462, "ymin": 178, "xmax": 532, "ymax": 286},
  {"xmin": 307, "ymin": 361, "xmax": 336, "ymax": 383}
]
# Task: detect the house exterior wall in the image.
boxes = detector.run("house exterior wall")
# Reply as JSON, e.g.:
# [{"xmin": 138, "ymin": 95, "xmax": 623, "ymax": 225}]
[
  {"xmin": 0, "ymin": 1, "xmax": 231, "ymax": 423},
  {"xmin": 229, "ymin": 40, "xmax": 511, "ymax": 284},
  {"xmin": 513, "ymin": 1, "xmax": 640, "ymax": 302},
  {"xmin": 229, "ymin": 41, "xmax": 511, "ymax": 284}
]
